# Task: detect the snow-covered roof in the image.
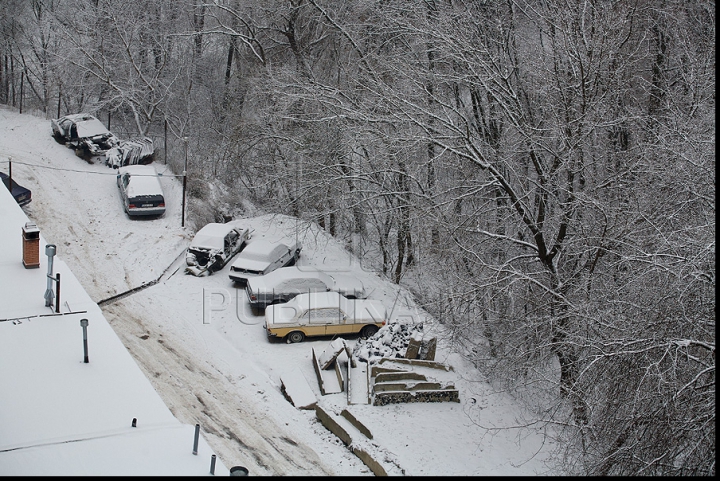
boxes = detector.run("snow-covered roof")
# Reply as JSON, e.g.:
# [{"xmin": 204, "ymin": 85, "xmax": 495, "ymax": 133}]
[
  {"xmin": 0, "ymin": 183, "xmax": 227, "ymax": 476},
  {"xmin": 240, "ymin": 240, "xmax": 290, "ymax": 259},
  {"xmin": 119, "ymin": 165, "xmax": 163, "ymax": 198},
  {"xmin": 247, "ymin": 266, "xmax": 332, "ymax": 291},
  {"xmin": 75, "ymin": 117, "xmax": 112, "ymax": 138},
  {"xmin": 267, "ymin": 291, "xmax": 386, "ymax": 323},
  {"xmin": 191, "ymin": 222, "xmax": 237, "ymax": 250}
]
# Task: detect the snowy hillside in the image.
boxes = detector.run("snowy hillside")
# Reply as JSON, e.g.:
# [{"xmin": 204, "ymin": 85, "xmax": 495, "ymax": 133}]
[{"xmin": 0, "ymin": 106, "xmax": 560, "ymax": 475}]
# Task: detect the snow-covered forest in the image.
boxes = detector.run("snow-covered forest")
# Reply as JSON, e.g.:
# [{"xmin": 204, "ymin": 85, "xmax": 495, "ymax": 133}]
[{"xmin": 0, "ymin": 0, "xmax": 714, "ymax": 475}]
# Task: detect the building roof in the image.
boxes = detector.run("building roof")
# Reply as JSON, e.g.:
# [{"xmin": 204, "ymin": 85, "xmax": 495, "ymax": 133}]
[{"xmin": 0, "ymin": 184, "xmax": 229, "ymax": 476}]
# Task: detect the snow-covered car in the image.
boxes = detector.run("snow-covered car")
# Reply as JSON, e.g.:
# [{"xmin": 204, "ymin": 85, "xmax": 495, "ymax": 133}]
[
  {"xmin": 228, "ymin": 240, "xmax": 302, "ymax": 286},
  {"xmin": 264, "ymin": 291, "xmax": 387, "ymax": 343},
  {"xmin": 1, "ymin": 172, "xmax": 31, "ymax": 206},
  {"xmin": 185, "ymin": 222, "xmax": 252, "ymax": 277},
  {"xmin": 51, "ymin": 113, "xmax": 120, "ymax": 163},
  {"xmin": 116, "ymin": 164, "xmax": 165, "ymax": 217},
  {"xmin": 246, "ymin": 266, "xmax": 367, "ymax": 310}
]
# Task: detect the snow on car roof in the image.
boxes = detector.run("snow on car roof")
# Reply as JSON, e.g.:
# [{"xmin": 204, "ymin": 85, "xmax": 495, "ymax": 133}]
[
  {"xmin": 247, "ymin": 266, "xmax": 331, "ymax": 290},
  {"xmin": 286, "ymin": 291, "xmax": 344, "ymax": 310},
  {"xmin": 120, "ymin": 165, "xmax": 163, "ymax": 198},
  {"xmin": 191, "ymin": 223, "xmax": 238, "ymax": 250},
  {"xmin": 75, "ymin": 117, "xmax": 111, "ymax": 138},
  {"xmin": 240, "ymin": 240, "xmax": 289, "ymax": 259},
  {"xmin": 274, "ymin": 291, "xmax": 386, "ymax": 321}
]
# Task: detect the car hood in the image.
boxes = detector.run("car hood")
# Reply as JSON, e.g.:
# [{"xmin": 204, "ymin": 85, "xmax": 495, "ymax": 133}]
[
  {"xmin": 265, "ymin": 304, "xmax": 301, "ymax": 325},
  {"xmin": 190, "ymin": 234, "xmax": 225, "ymax": 251}
]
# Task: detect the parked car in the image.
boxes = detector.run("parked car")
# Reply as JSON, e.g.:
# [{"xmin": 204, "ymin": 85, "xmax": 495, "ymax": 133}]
[
  {"xmin": 185, "ymin": 222, "xmax": 252, "ymax": 277},
  {"xmin": 264, "ymin": 291, "xmax": 387, "ymax": 343},
  {"xmin": 1, "ymin": 172, "xmax": 31, "ymax": 206},
  {"xmin": 228, "ymin": 240, "xmax": 302, "ymax": 286},
  {"xmin": 246, "ymin": 266, "xmax": 367, "ymax": 311},
  {"xmin": 51, "ymin": 113, "xmax": 120, "ymax": 163},
  {"xmin": 116, "ymin": 164, "xmax": 165, "ymax": 217}
]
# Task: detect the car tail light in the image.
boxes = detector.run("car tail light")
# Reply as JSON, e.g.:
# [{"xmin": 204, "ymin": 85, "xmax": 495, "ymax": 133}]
[
  {"xmin": 250, "ymin": 294, "xmax": 257, "ymax": 301},
  {"xmin": 128, "ymin": 203, "xmax": 137, "ymax": 209},
  {"xmin": 158, "ymin": 202, "xmax": 165, "ymax": 207}
]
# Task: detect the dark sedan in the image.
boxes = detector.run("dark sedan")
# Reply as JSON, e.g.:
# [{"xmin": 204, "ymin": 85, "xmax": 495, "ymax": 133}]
[{"xmin": 1, "ymin": 171, "xmax": 32, "ymax": 206}]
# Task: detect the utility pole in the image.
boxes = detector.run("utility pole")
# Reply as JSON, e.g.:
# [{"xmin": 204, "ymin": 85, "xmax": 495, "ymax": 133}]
[{"xmin": 182, "ymin": 137, "xmax": 188, "ymax": 228}]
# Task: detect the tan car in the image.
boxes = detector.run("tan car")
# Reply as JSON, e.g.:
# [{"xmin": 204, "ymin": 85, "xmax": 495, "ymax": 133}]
[{"xmin": 264, "ymin": 291, "xmax": 387, "ymax": 343}]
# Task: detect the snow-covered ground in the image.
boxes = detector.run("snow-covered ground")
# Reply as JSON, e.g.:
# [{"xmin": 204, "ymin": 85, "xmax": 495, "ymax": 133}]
[{"xmin": 0, "ymin": 106, "xmax": 560, "ymax": 476}]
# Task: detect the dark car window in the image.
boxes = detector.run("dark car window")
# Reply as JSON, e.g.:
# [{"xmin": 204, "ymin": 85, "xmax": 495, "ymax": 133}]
[
  {"xmin": 225, "ymin": 231, "xmax": 239, "ymax": 253},
  {"xmin": 128, "ymin": 194, "xmax": 164, "ymax": 206}
]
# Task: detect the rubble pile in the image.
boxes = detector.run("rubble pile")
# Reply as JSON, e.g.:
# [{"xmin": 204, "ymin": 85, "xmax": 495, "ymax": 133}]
[{"xmin": 353, "ymin": 319, "xmax": 424, "ymax": 365}]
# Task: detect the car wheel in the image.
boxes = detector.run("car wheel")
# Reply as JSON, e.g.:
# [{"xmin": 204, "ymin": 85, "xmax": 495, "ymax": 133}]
[
  {"xmin": 286, "ymin": 331, "xmax": 305, "ymax": 343},
  {"xmin": 360, "ymin": 325, "xmax": 379, "ymax": 339}
]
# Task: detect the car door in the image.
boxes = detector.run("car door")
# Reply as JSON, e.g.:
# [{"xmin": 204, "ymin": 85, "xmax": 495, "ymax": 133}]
[
  {"xmin": 119, "ymin": 173, "xmax": 131, "ymax": 208},
  {"xmin": 270, "ymin": 245, "xmax": 288, "ymax": 272},
  {"xmin": 223, "ymin": 230, "xmax": 239, "ymax": 263},
  {"xmin": 294, "ymin": 309, "xmax": 324, "ymax": 338},
  {"xmin": 321, "ymin": 307, "xmax": 350, "ymax": 336}
]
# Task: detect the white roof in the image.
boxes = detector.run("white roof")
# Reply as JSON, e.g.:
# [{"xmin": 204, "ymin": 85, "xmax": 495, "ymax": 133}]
[
  {"xmin": 75, "ymin": 117, "xmax": 111, "ymax": 138},
  {"xmin": 119, "ymin": 165, "xmax": 163, "ymax": 198},
  {"xmin": 241, "ymin": 240, "xmax": 288, "ymax": 259},
  {"xmin": 265, "ymin": 291, "xmax": 386, "ymax": 324},
  {"xmin": 247, "ymin": 266, "xmax": 331, "ymax": 291},
  {"xmin": 231, "ymin": 241, "xmax": 293, "ymax": 271},
  {"xmin": 191, "ymin": 223, "xmax": 238, "ymax": 250},
  {"xmin": 0, "ymin": 184, "xmax": 228, "ymax": 475},
  {"xmin": 289, "ymin": 291, "xmax": 344, "ymax": 310}
]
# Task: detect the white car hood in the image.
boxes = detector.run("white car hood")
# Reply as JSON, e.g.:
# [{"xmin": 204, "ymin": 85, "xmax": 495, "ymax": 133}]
[{"xmin": 265, "ymin": 304, "xmax": 301, "ymax": 325}]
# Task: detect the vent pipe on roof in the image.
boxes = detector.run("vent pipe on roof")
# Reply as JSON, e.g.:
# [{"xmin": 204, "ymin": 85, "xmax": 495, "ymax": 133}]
[
  {"xmin": 80, "ymin": 318, "xmax": 89, "ymax": 363},
  {"xmin": 44, "ymin": 244, "xmax": 56, "ymax": 307},
  {"xmin": 210, "ymin": 454, "xmax": 216, "ymax": 475},
  {"xmin": 193, "ymin": 423, "xmax": 200, "ymax": 455}
]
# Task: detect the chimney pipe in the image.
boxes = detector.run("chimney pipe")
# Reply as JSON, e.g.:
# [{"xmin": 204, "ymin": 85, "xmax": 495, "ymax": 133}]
[
  {"xmin": 192, "ymin": 423, "xmax": 200, "ymax": 455},
  {"xmin": 44, "ymin": 244, "xmax": 56, "ymax": 307}
]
